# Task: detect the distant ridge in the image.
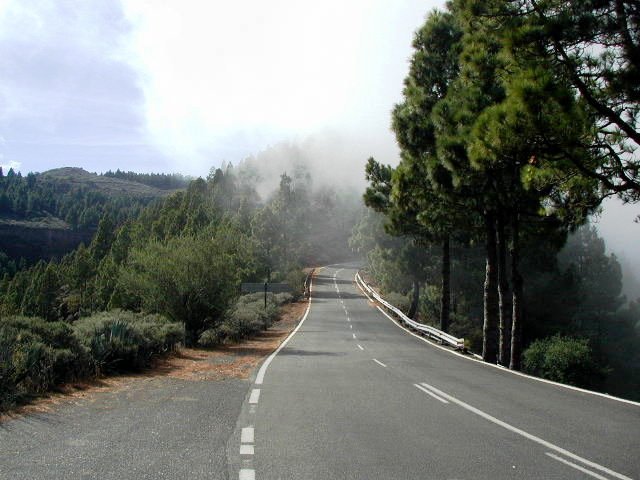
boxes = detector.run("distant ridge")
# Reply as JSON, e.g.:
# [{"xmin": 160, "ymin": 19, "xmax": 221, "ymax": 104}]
[{"xmin": 39, "ymin": 167, "xmax": 173, "ymax": 198}]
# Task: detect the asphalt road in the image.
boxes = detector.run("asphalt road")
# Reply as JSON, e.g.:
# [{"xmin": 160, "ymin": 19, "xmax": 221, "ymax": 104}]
[
  {"xmin": 2, "ymin": 264, "xmax": 638, "ymax": 480},
  {"xmin": 232, "ymin": 264, "xmax": 640, "ymax": 480},
  {"xmin": 0, "ymin": 372, "xmax": 247, "ymax": 479}
]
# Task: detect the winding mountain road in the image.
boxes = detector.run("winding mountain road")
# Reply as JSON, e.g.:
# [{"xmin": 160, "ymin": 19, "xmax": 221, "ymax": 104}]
[
  {"xmin": 230, "ymin": 265, "xmax": 639, "ymax": 480},
  {"xmin": 2, "ymin": 264, "xmax": 638, "ymax": 480}
]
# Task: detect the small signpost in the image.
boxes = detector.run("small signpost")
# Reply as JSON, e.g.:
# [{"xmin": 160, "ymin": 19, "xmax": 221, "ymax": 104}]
[{"xmin": 241, "ymin": 282, "xmax": 292, "ymax": 308}]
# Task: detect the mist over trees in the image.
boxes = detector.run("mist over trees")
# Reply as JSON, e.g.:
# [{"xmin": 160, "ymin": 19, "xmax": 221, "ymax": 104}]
[
  {"xmin": 0, "ymin": 153, "xmax": 363, "ymax": 409},
  {"xmin": 0, "ymin": 157, "xmax": 361, "ymax": 338},
  {"xmin": 355, "ymin": 0, "xmax": 640, "ymax": 399},
  {"xmin": 2, "ymin": 0, "xmax": 639, "ymax": 407}
]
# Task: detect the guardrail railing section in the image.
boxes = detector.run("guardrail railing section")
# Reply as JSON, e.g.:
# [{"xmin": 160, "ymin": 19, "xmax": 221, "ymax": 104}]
[{"xmin": 356, "ymin": 271, "xmax": 465, "ymax": 351}]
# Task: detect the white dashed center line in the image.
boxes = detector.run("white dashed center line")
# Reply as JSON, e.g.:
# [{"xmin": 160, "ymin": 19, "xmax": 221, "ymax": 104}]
[
  {"xmin": 373, "ymin": 359, "xmax": 387, "ymax": 368},
  {"xmin": 357, "ymin": 344, "xmax": 364, "ymax": 350},
  {"xmin": 240, "ymin": 445, "xmax": 254, "ymax": 455},
  {"xmin": 239, "ymin": 469, "xmax": 255, "ymax": 480},
  {"xmin": 241, "ymin": 427, "xmax": 254, "ymax": 444}
]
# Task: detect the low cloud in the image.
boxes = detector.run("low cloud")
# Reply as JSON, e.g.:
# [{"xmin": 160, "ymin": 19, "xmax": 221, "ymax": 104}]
[{"xmin": 0, "ymin": 158, "xmax": 21, "ymax": 172}]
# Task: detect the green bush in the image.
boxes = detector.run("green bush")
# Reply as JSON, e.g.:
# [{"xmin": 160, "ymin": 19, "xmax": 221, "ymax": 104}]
[
  {"xmin": 198, "ymin": 328, "xmax": 225, "ymax": 348},
  {"xmin": 197, "ymin": 293, "xmax": 284, "ymax": 348},
  {"xmin": 286, "ymin": 269, "xmax": 307, "ymax": 299},
  {"xmin": 274, "ymin": 292, "xmax": 294, "ymax": 305},
  {"xmin": 418, "ymin": 285, "xmax": 442, "ymax": 324},
  {"xmin": 523, "ymin": 335, "xmax": 603, "ymax": 388},
  {"xmin": 0, "ymin": 316, "xmax": 89, "ymax": 411},
  {"xmin": 384, "ymin": 292, "xmax": 411, "ymax": 315},
  {"xmin": 73, "ymin": 310, "xmax": 184, "ymax": 374}
]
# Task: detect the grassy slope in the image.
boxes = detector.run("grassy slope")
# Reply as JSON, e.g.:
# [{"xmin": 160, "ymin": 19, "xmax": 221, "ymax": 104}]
[{"xmin": 39, "ymin": 167, "xmax": 175, "ymax": 198}]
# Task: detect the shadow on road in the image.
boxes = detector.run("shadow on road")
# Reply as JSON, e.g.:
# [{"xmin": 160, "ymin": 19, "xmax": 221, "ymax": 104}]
[
  {"xmin": 311, "ymin": 291, "xmax": 363, "ymax": 300},
  {"xmin": 278, "ymin": 349, "xmax": 346, "ymax": 357}
]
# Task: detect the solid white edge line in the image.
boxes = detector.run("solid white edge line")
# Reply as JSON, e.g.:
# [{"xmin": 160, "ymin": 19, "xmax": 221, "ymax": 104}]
[
  {"xmin": 419, "ymin": 383, "xmax": 632, "ymax": 480},
  {"xmin": 255, "ymin": 281, "xmax": 313, "ymax": 385},
  {"xmin": 239, "ymin": 469, "xmax": 255, "ymax": 480},
  {"xmin": 360, "ymin": 279, "xmax": 640, "ymax": 408},
  {"xmin": 357, "ymin": 344, "xmax": 364, "ymax": 350},
  {"xmin": 355, "ymin": 274, "xmax": 374, "ymax": 302},
  {"xmin": 240, "ymin": 427, "xmax": 254, "ymax": 444},
  {"xmin": 414, "ymin": 383, "xmax": 449, "ymax": 404},
  {"xmin": 373, "ymin": 359, "xmax": 387, "ymax": 368},
  {"xmin": 546, "ymin": 453, "xmax": 610, "ymax": 480},
  {"xmin": 249, "ymin": 389, "xmax": 260, "ymax": 404}
]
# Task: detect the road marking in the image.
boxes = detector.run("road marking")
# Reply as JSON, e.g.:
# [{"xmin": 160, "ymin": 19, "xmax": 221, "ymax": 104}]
[
  {"xmin": 240, "ymin": 445, "xmax": 254, "ymax": 455},
  {"xmin": 419, "ymin": 383, "xmax": 632, "ymax": 480},
  {"xmin": 241, "ymin": 427, "xmax": 254, "ymax": 444},
  {"xmin": 352, "ymin": 333, "xmax": 356, "ymax": 339},
  {"xmin": 255, "ymin": 288, "xmax": 313, "ymax": 385},
  {"xmin": 249, "ymin": 389, "xmax": 260, "ymax": 404},
  {"xmin": 349, "ymin": 325, "xmax": 352, "ymax": 329},
  {"xmin": 239, "ymin": 469, "xmax": 255, "ymax": 480},
  {"xmin": 373, "ymin": 359, "xmax": 387, "ymax": 368},
  {"xmin": 355, "ymin": 275, "xmax": 374, "ymax": 302},
  {"xmin": 414, "ymin": 383, "xmax": 449, "ymax": 404},
  {"xmin": 546, "ymin": 453, "xmax": 609, "ymax": 480},
  {"xmin": 366, "ymin": 280, "xmax": 640, "ymax": 408},
  {"xmin": 357, "ymin": 344, "xmax": 364, "ymax": 350}
]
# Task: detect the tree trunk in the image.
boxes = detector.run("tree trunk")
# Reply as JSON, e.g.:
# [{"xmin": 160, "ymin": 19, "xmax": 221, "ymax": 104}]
[
  {"xmin": 510, "ymin": 213, "xmax": 524, "ymax": 370},
  {"xmin": 483, "ymin": 212, "xmax": 499, "ymax": 363},
  {"xmin": 408, "ymin": 278, "xmax": 420, "ymax": 320},
  {"xmin": 440, "ymin": 235, "xmax": 451, "ymax": 333},
  {"xmin": 497, "ymin": 212, "xmax": 512, "ymax": 366}
]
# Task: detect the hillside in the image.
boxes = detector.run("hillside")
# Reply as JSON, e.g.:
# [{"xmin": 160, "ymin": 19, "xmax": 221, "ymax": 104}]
[
  {"xmin": 0, "ymin": 167, "xmax": 182, "ymax": 266},
  {"xmin": 39, "ymin": 167, "xmax": 174, "ymax": 198}
]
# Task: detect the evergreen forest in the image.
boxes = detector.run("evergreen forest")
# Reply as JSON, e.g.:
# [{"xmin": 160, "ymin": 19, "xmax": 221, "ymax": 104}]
[
  {"xmin": 354, "ymin": 0, "xmax": 640, "ymax": 400},
  {"xmin": 1, "ymin": 0, "xmax": 640, "ymax": 410}
]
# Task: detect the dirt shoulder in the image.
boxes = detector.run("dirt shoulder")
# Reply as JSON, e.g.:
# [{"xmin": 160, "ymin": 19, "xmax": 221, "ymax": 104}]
[{"xmin": 0, "ymin": 299, "xmax": 308, "ymax": 422}]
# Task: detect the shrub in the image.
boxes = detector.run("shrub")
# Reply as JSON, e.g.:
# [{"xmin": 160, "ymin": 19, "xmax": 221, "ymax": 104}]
[
  {"xmin": 274, "ymin": 292, "xmax": 293, "ymax": 305},
  {"xmin": 384, "ymin": 292, "xmax": 411, "ymax": 315},
  {"xmin": 73, "ymin": 310, "xmax": 184, "ymax": 374},
  {"xmin": 418, "ymin": 285, "xmax": 442, "ymax": 324},
  {"xmin": 523, "ymin": 335, "xmax": 603, "ymax": 388},
  {"xmin": 0, "ymin": 316, "xmax": 88, "ymax": 411},
  {"xmin": 198, "ymin": 328, "xmax": 225, "ymax": 348},
  {"xmin": 286, "ymin": 268, "xmax": 307, "ymax": 299},
  {"xmin": 197, "ymin": 293, "xmax": 284, "ymax": 347}
]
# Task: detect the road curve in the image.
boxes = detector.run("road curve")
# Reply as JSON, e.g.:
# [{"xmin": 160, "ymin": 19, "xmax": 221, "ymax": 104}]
[{"xmin": 232, "ymin": 264, "xmax": 640, "ymax": 480}]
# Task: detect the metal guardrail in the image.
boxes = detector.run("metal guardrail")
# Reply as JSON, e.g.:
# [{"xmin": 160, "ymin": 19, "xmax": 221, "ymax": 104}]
[{"xmin": 356, "ymin": 271, "xmax": 465, "ymax": 351}]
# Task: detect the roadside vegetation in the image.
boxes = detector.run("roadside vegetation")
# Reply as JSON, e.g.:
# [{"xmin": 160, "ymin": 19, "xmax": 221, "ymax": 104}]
[
  {"xmin": 0, "ymin": 160, "xmax": 360, "ymax": 412},
  {"xmin": 354, "ymin": 0, "xmax": 640, "ymax": 400}
]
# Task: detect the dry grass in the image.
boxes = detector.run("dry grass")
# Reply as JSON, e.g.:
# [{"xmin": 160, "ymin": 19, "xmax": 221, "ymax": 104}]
[{"xmin": 0, "ymin": 299, "xmax": 309, "ymax": 422}]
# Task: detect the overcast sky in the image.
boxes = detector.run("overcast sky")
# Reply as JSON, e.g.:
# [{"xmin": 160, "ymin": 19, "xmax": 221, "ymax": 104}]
[
  {"xmin": 0, "ymin": 0, "xmax": 442, "ymax": 176},
  {"xmin": 0, "ymin": 0, "xmax": 637, "ymax": 279}
]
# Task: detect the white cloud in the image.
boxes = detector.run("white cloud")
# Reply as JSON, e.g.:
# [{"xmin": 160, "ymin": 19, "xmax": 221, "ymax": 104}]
[
  {"xmin": 0, "ymin": 158, "xmax": 21, "ymax": 172},
  {"xmin": 119, "ymin": 0, "xmax": 439, "ymax": 171}
]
